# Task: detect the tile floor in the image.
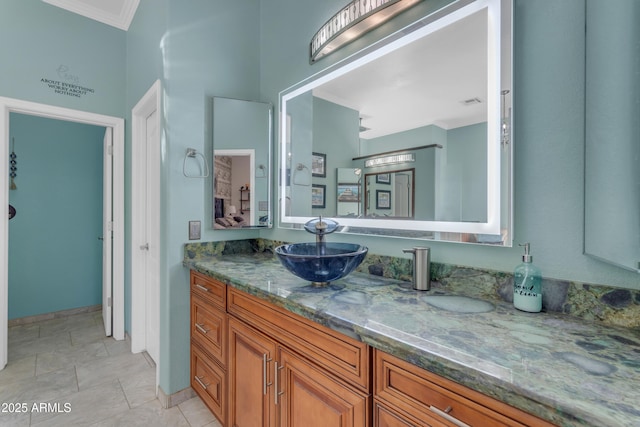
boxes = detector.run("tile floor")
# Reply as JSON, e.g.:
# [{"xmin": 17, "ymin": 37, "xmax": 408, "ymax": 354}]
[{"xmin": 1, "ymin": 310, "xmax": 222, "ymax": 426}]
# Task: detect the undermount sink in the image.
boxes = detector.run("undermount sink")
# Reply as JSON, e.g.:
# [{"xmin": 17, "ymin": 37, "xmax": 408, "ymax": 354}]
[
  {"xmin": 425, "ymin": 295, "xmax": 495, "ymax": 313},
  {"xmin": 275, "ymin": 242, "xmax": 368, "ymax": 286}
]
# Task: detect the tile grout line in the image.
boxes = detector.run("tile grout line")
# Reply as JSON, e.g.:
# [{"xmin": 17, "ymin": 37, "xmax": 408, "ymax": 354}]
[
  {"xmin": 117, "ymin": 377, "xmax": 134, "ymax": 410},
  {"xmin": 177, "ymin": 402, "xmax": 196, "ymax": 427}
]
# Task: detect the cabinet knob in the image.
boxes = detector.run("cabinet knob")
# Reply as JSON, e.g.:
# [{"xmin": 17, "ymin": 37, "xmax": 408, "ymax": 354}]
[
  {"xmin": 274, "ymin": 361, "xmax": 285, "ymax": 405},
  {"xmin": 194, "ymin": 375, "xmax": 209, "ymax": 390},
  {"xmin": 195, "ymin": 323, "xmax": 209, "ymax": 334},
  {"xmin": 263, "ymin": 354, "xmax": 273, "ymax": 396}
]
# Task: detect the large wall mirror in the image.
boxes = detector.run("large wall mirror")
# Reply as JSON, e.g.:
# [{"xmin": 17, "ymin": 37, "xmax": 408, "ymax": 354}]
[
  {"xmin": 584, "ymin": 0, "xmax": 640, "ymax": 272},
  {"xmin": 212, "ymin": 97, "xmax": 272, "ymax": 229},
  {"xmin": 278, "ymin": 0, "xmax": 513, "ymax": 245}
]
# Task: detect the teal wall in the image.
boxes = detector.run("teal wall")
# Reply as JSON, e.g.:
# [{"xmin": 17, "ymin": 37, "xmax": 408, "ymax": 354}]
[
  {"xmin": 361, "ymin": 124, "xmax": 447, "ymax": 156},
  {"xmin": 287, "ymin": 92, "xmax": 313, "ymax": 216},
  {"xmin": 311, "ymin": 97, "xmax": 360, "ymax": 216},
  {"xmin": 0, "ymin": 0, "xmax": 125, "ymax": 116},
  {"xmin": 8, "ymin": 114, "xmax": 104, "ymax": 319},
  {"xmin": 123, "ymin": 0, "xmax": 167, "ymax": 343},
  {"xmin": 126, "ymin": 0, "xmax": 262, "ymax": 395},
  {"xmin": 446, "ymin": 123, "xmax": 487, "ymax": 222}
]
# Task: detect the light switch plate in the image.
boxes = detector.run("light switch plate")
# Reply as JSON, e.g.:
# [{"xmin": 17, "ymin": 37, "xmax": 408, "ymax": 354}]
[{"xmin": 188, "ymin": 220, "xmax": 201, "ymax": 240}]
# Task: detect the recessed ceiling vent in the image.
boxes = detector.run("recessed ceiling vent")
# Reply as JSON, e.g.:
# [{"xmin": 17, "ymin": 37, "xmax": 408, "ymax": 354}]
[{"xmin": 461, "ymin": 97, "xmax": 482, "ymax": 106}]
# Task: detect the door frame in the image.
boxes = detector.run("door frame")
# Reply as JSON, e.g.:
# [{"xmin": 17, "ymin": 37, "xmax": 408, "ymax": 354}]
[
  {"xmin": 130, "ymin": 80, "xmax": 161, "ymax": 362},
  {"xmin": 0, "ymin": 97, "xmax": 125, "ymax": 370}
]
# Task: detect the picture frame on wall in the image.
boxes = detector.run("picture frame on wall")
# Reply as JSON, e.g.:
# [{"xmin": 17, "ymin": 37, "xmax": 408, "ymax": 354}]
[
  {"xmin": 376, "ymin": 190, "xmax": 391, "ymax": 209},
  {"xmin": 311, "ymin": 184, "xmax": 326, "ymax": 208},
  {"xmin": 311, "ymin": 152, "xmax": 326, "ymax": 177},
  {"xmin": 376, "ymin": 173, "xmax": 390, "ymax": 184}
]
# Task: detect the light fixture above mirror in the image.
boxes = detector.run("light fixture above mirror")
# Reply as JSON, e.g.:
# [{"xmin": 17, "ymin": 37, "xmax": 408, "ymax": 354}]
[{"xmin": 310, "ymin": 0, "xmax": 427, "ymax": 63}]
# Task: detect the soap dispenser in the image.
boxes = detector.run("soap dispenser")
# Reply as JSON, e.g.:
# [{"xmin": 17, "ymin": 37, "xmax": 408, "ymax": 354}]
[{"xmin": 513, "ymin": 243, "xmax": 542, "ymax": 312}]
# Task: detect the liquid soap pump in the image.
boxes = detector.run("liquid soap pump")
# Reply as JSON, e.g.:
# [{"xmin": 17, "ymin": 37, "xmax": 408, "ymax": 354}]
[{"xmin": 513, "ymin": 243, "xmax": 542, "ymax": 313}]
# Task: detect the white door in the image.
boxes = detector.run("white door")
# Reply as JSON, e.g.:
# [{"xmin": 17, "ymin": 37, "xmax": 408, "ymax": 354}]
[
  {"xmin": 102, "ymin": 127, "xmax": 113, "ymax": 337},
  {"xmin": 144, "ymin": 110, "xmax": 160, "ymax": 363},
  {"xmin": 131, "ymin": 81, "xmax": 161, "ymax": 366},
  {"xmin": 395, "ymin": 173, "xmax": 410, "ymax": 217}
]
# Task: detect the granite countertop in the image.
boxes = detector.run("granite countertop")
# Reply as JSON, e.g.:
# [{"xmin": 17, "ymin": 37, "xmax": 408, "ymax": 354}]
[{"xmin": 186, "ymin": 253, "xmax": 640, "ymax": 427}]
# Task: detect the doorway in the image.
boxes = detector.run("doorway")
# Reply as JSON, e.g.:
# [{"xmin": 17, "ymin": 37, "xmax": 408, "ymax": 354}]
[
  {"xmin": 0, "ymin": 97, "xmax": 125, "ymax": 370},
  {"xmin": 394, "ymin": 173, "xmax": 411, "ymax": 217},
  {"xmin": 8, "ymin": 114, "xmax": 105, "ymax": 323},
  {"xmin": 131, "ymin": 80, "xmax": 161, "ymax": 371}
]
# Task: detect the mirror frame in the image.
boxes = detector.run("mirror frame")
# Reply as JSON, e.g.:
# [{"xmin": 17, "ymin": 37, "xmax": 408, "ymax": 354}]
[{"xmin": 278, "ymin": 0, "xmax": 512, "ymax": 244}]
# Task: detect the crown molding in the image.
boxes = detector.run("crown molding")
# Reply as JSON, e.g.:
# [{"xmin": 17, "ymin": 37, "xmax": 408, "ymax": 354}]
[{"xmin": 42, "ymin": 0, "xmax": 140, "ymax": 31}]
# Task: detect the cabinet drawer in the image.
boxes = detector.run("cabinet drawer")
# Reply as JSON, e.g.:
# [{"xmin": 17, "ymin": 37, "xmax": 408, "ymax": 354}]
[
  {"xmin": 191, "ymin": 295, "xmax": 227, "ymax": 366},
  {"xmin": 374, "ymin": 350, "xmax": 556, "ymax": 427},
  {"xmin": 191, "ymin": 344, "xmax": 226, "ymax": 425},
  {"xmin": 191, "ymin": 271, "xmax": 226, "ymax": 309},
  {"xmin": 228, "ymin": 287, "xmax": 371, "ymax": 392}
]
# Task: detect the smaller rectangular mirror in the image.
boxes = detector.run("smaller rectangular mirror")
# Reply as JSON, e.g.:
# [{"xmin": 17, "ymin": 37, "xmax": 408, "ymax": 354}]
[
  {"xmin": 584, "ymin": 0, "xmax": 640, "ymax": 272},
  {"xmin": 212, "ymin": 97, "xmax": 272, "ymax": 229}
]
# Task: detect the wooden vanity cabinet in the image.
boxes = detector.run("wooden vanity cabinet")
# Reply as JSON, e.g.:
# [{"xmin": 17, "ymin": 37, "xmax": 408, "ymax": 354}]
[
  {"xmin": 190, "ymin": 271, "xmax": 227, "ymax": 425},
  {"xmin": 190, "ymin": 270, "xmax": 555, "ymax": 427},
  {"xmin": 227, "ymin": 287, "xmax": 371, "ymax": 427},
  {"xmin": 374, "ymin": 350, "xmax": 556, "ymax": 427}
]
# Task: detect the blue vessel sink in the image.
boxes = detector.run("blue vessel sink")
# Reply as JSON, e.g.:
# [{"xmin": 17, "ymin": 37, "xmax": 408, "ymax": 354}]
[{"xmin": 275, "ymin": 242, "xmax": 368, "ymax": 285}]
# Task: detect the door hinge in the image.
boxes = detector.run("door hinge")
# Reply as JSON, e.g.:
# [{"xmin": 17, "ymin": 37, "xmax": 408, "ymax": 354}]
[
  {"xmin": 107, "ymin": 297, "xmax": 112, "ymax": 307},
  {"xmin": 107, "ymin": 221, "xmax": 114, "ymax": 231},
  {"xmin": 107, "ymin": 145, "xmax": 114, "ymax": 156}
]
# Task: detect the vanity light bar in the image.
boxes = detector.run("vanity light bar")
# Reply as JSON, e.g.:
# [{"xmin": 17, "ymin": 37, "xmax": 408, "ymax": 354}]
[
  {"xmin": 365, "ymin": 153, "xmax": 415, "ymax": 167},
  {"xmin": 310, "ymin": 0, "xmax": 425, "ymax": 63}
]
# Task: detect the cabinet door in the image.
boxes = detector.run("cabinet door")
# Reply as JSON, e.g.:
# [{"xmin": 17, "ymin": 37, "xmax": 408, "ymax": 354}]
[
  {"xmin": 228, "ymin": 316, "xmax": 277, "ymax": 427},
  {"xmin": 277, "ymin": 346, "xmax": 370, "ymax": 427}
]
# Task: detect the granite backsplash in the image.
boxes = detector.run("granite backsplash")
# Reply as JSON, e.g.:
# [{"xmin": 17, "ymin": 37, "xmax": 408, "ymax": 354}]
[{"xmin": 184, "ymin": 239, "xmax": 640, "ymax": 330}]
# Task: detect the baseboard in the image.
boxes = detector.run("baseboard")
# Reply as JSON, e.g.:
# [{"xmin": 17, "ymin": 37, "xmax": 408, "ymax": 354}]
[
  {"xmin": 8, "ymin": 305, "xmax": 102, "ymax": 327},
  {"xmin": 157, "ymin": 385, "xmax": 196, "ymax": 409}
]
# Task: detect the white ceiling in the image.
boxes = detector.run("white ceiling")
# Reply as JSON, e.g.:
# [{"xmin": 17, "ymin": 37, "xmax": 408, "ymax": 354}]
[
  {"xmin": 313, "ymin": 8, "xmax": 491, "ymax": 140},
  {"xmin": 42, "ymin": 0, "xmax": 140, "ymax": 30}
]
